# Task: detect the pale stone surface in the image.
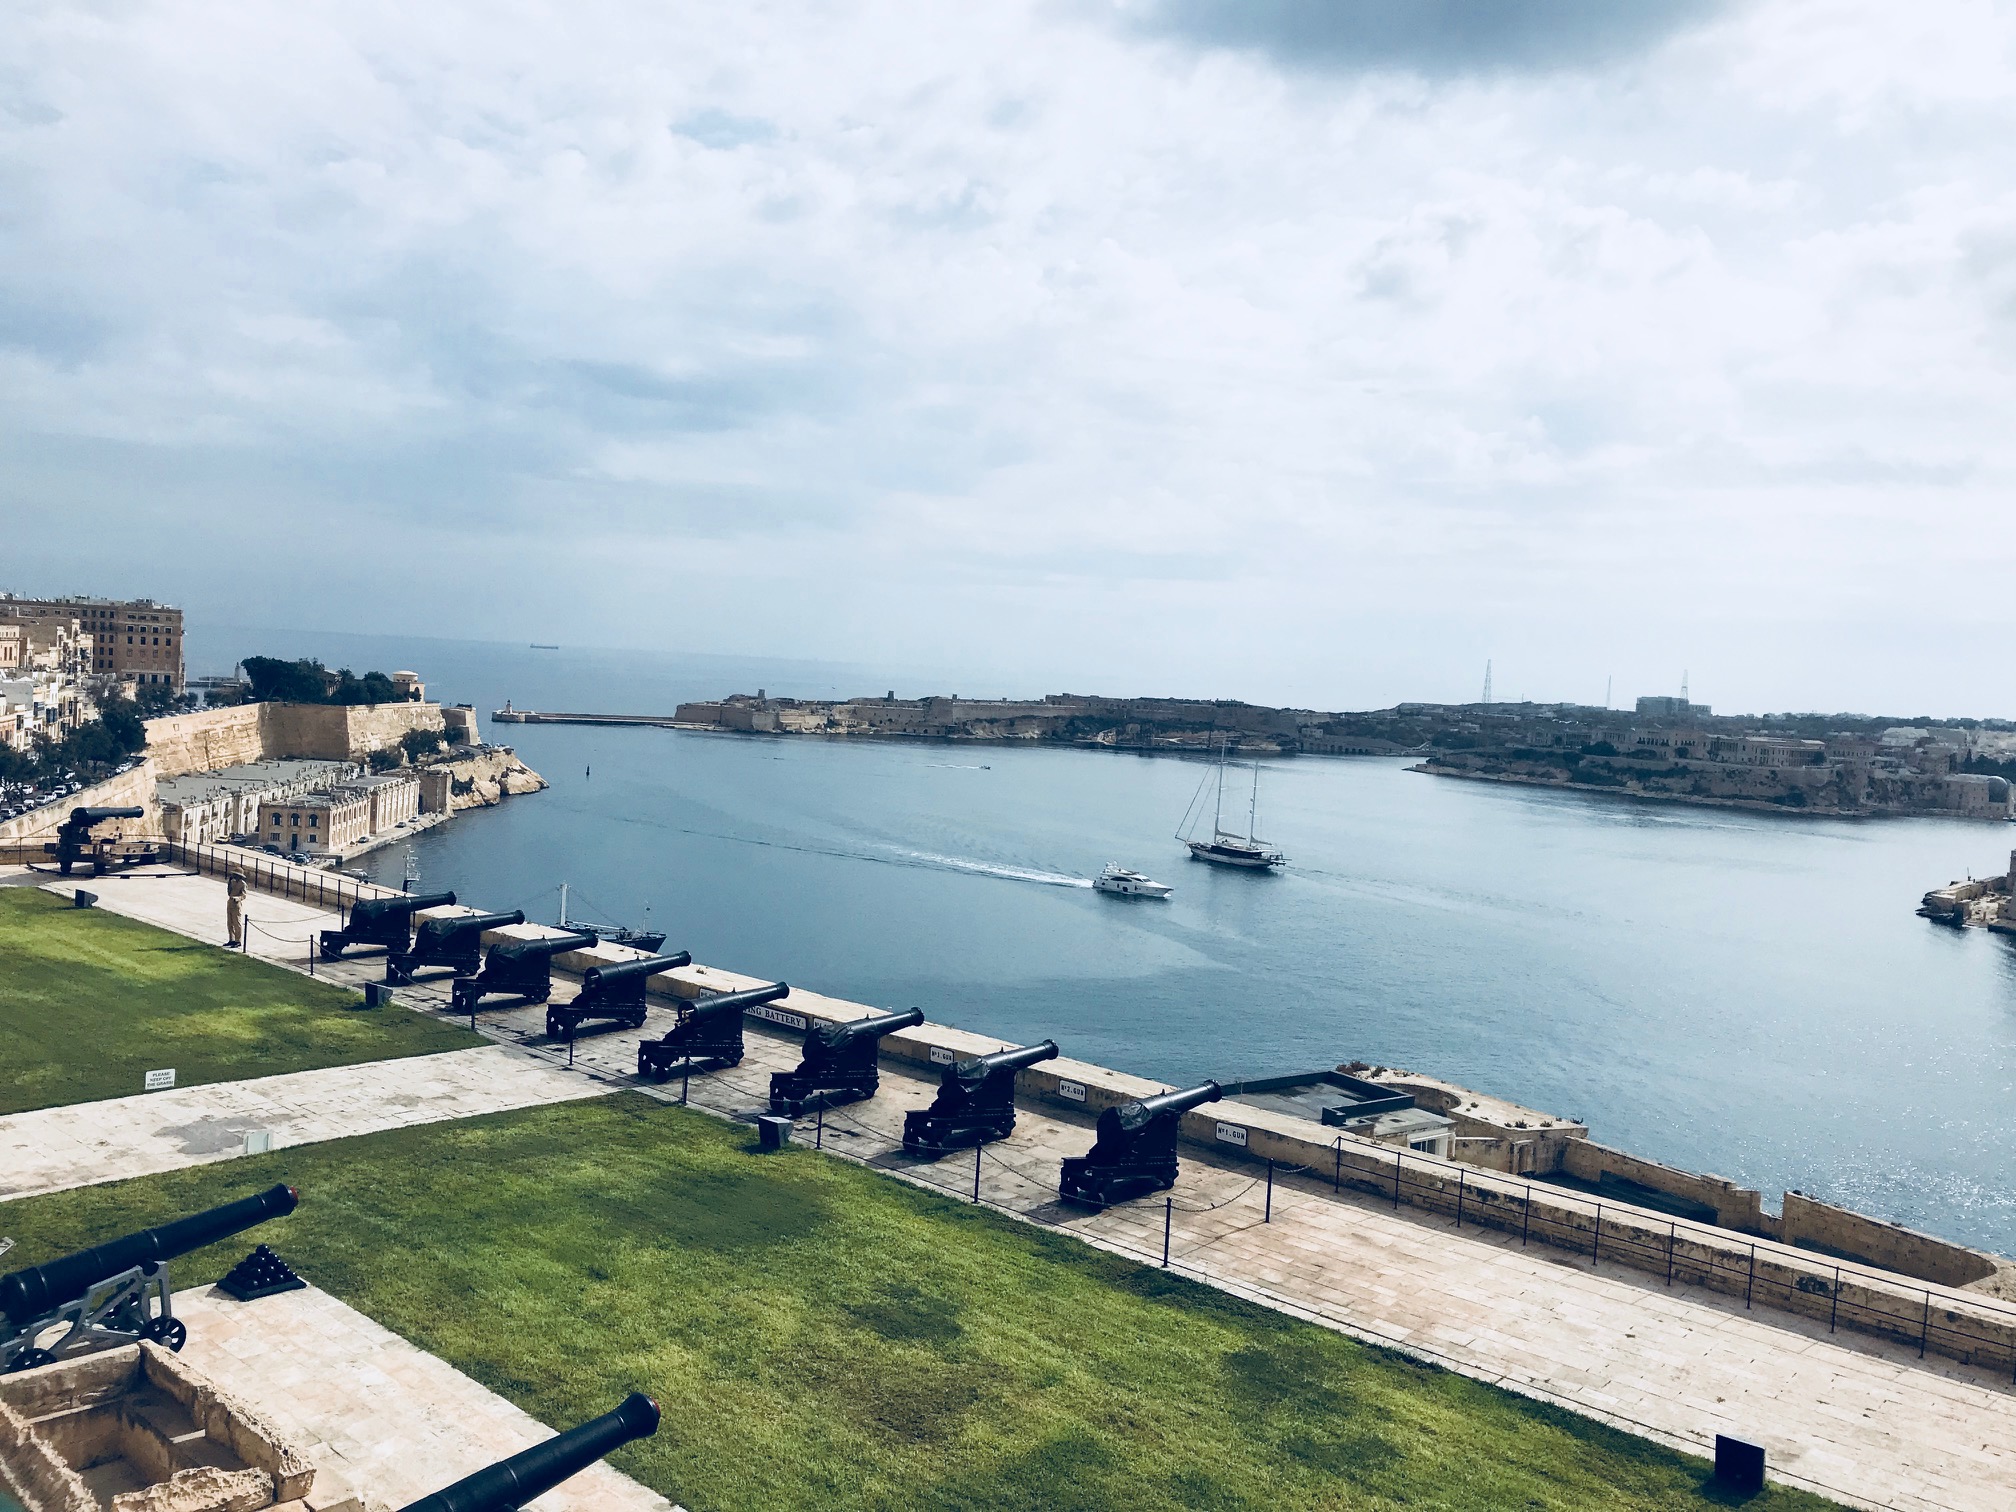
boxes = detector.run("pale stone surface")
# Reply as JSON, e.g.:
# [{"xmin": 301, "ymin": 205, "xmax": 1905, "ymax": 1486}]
[
  {"xmin": 0, "ymin": 1048, "xmax": 608, "ymax": 1202},
  {"xmin": 174, "ymin": 1286, "xmax": 678, "ymax": 1512}
]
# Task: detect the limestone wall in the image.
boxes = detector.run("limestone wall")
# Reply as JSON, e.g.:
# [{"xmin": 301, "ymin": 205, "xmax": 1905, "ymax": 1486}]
[
  {"xmin": 1781, "ymin": 1190, "xmax": 1998, "ymax": 1288},
  {"xmin": 434, "ymin": 747, "xmax": 548, "ymax": 811},
  {"xmin": 144, "ymin": 704, "xmax": 267, "ymax": 778},
  {"xmin": 1560, "ymin": 1139, "xmax": 1769, "ymax": 1233},
  {"xmin": 144, "ymin": 702, "xmax": 447, "ymax": 779},
  {"xmin": 0, "ymin": 764, "xmax": 160, "ymax": 844}
]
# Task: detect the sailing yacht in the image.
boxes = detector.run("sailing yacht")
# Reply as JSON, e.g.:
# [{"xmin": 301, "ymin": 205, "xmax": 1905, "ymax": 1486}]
[{"xmin": 1178, "ymin": 740, "xmax": 1286, "ymax": 869}]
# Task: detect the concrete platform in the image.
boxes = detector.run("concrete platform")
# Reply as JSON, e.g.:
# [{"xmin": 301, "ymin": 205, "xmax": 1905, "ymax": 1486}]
[
  {"xmin": 176, "ymin": 1283, "xmax": 678, "ymax": 1512},
  {"xmin": 0, "ymin": 1046, "xmax": 610, "ymax": 1202}
]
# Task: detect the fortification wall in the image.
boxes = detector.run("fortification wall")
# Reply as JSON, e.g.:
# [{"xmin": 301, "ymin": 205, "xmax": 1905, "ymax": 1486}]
[
  {"xmin": 1781, "ymin": 1190, "xmax": 1998, "ymax": 1287},
  {"xmin": 0, "ymin": 764, "xmax": 160, "ymax": 845},
  {"xmin": 143, "ymin": 702, "xmax": 447, "ymax": 777},
  {"xmin": 1561, "ymin": 1139, "xmax": 1770, "ymax": 1234},
  {"xmin": 145, "ymin": 704, "xmax": 267, "ymax": 777}
]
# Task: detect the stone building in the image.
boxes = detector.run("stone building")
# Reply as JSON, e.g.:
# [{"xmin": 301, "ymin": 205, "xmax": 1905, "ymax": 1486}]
[
  {"xmin": 0, "ymin": 593, "xmax": 184, "ymax": 688},
  {"xmin": 254, "ymin": 773, "xmax": 420, "ymax": 856},
  {"xmin": 155, "ymin": 759, "xmax": 356, "ymax": 845}
]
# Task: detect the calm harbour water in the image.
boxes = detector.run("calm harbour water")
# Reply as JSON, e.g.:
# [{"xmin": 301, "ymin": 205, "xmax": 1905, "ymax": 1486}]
[{"xmin": 198, "ymin": 629, "xmax": 2016, "ymax": 1255}]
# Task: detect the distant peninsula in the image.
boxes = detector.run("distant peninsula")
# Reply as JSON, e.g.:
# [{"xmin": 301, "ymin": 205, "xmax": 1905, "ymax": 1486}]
[{"xmin": 492, "ymin": 690, "xmax": 2016, "ymax": 821}]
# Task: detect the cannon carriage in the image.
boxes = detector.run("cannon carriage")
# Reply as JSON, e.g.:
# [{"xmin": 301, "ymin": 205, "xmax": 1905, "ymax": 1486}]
[
  {"xmin": 1, "ymin": 1183, "xmax": 297, "ymax": 1373},
  {"xmin": 635, "ymin": 982, "xmax": 789, "ymax": 1080},
  {"xmin": 318, "ymin": 890, "xmax": 457, "ymax": 961},
  {"xmin": 53, "ymin": 806, "xmax": 155, "ymax": 876},
  {"xmin": 902, "ymin": 1040, "xmax": 1059, "ymax": 1157},
  {"xmin": 769, "ymin": 1007, "xmax": 925, "ymax": 1115},
  {"xmin": 544, "ymin": 950, "xmax": 691, "ymax": 1040},
  {"xmin": 385, "ymin": 910, "xmax": 526, "ymax": 985},
  {"xmin": 1060, "ymin": 1080, "xmax": 1223, "ymax": 1209},
  {"xmin": 450, "ymin": 931, "xmax": 597, "ymax": 1014}
]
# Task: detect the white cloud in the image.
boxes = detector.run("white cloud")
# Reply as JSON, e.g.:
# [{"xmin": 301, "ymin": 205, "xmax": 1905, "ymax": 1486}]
[{"xmin": 3, "ymin": 0, "xmax": 2015, "ymax": 713}]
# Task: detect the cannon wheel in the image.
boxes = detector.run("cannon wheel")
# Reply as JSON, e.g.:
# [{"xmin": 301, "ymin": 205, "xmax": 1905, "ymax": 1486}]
[
  {"xmin": 10, "ymin": 1346, "xmax": 56, "ymax": 1372},
  {"xmin": 143, "ymin": 1316, "xmax": 189, "ymax": 1352},
  {"xmin": 625, "ymin": 1011, "xmax": 648, "ymax": 1030}
]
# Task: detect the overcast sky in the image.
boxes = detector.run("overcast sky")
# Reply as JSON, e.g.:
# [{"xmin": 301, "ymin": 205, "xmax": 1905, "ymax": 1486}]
[{"xmin": 5, "ymin": 0, "xmax": 2014, "ymax": 713}]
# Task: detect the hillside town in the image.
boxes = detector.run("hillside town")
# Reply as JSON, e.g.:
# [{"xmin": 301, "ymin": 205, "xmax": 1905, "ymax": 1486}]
[{"xmin": 651, "ymin": 689, "xmax": 2016, "ymax": 820}]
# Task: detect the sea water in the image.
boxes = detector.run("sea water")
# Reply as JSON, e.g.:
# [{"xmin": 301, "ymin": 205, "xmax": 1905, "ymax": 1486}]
[{"xmin": 195, "ymin": 628, "xmax": 2016, "ymax": 1255}]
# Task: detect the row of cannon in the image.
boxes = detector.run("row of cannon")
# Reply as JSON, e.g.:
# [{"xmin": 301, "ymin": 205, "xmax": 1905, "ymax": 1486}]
[
  {"xmin": 0, "ymin": 1183, "xmax": 658, "ymax": 1507},
  {"xmin": 318, "ymin": 889, "xmax": 1230, "ymax": 1208}
]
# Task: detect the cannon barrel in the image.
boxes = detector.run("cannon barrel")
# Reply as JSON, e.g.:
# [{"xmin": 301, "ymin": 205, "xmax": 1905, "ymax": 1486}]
[
  {"xmin": 580, "ymin": 952, "xmax": 692, "ymax": 990},
  {"xmin": 1108, "ymin": 1080, "xmax": 1223, "ymax": 1134},
  {"xmin": 813, "ymin": 1007, "xmax": 925, "ymax": 1050},
  {"xmin": 954, "ymin": 1039, "xmax": 1060, "ymax": 1081},
  {"xmin": 0, "ymin": 1184, "xmax": 297, "ymax": 1328},
  {"xmin": 491, "ymin": 931, "xmax": 597, "ymax": 963},
  {"xmin": 353, "ymin": 891, "xmax": 456, "ymax": 923},
  {"xmin": 686, "ymin": 982, "xmax": 788, "ymax": 1018},
  {"xmin": 394, "ymin": 1393, "xmax": 660, "ymax": 1512},
  {"xmin": 423, "ymin": 910, "xmax": 526, "ymax": 940},
  {"xmin": 71, "ymin": 806, "xmax": 145, "ymax": 825}
]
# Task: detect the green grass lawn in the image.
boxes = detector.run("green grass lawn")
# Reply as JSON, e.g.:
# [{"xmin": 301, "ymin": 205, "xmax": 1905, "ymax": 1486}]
[
  {"xmin": 0, "ymin": 1094, "xmax": 1838, "ymax": 1512},
  {"xmin": 0, "ymin": 888, "xmax": 480, "ymax": 1114}
]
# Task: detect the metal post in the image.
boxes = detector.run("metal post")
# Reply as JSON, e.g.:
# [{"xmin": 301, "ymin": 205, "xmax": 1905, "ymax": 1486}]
[
  {"xmin": 1745, "ymin": 1245, "xmax": 1756, "ymax": 1308},
  {"xmin": 568, "ymin": 1028, "xmax": 575, "ymax": 1069},
  {"xmin": 1920, "ymin": 1291, "xmax": 1932, "ymax": 1358},
  {"xmin": 1392, "ymin": 1151, "xmax": 1402, "ymax": 1209},
  {"xmin": 1264, "ymin": 1159, "xmax": 1274, "ymax": 1223},
  {"xmin": 816, "ymin": 1103, "xmax": 824, "ymax": 1151},
  {"xmin": 1666, "ymin": 1222, "xmax": 1676, "ymax": 1285},
  {"xmin": 973, "ymin": 1142, "xmax": 983, "ymax": 1203},
  {"xmin": 681, "ymin": 1065, "xmax": 690, "ymax": 1106},
  {"xmin": 1521, "ymin": 1186, "xmax": 1532, "ymax": 1247},
  {"xmin": 1333, "ymin": 1140, "xmax": 1341, "ymax": 1193},
  {"xmin": 1829, "ymin": 1266, "xmax": 1841, "ymax": 1332},
  {"xmin": 1592, "ymin": 1204, "xmax": 1602, "ymax": 1264},
  {"xmin": 1162, "ymin": 1198, "xmax": 1172, "ymax": 1268},
  {"xmin": 1454, "ymin": 1168, "xmax": 1465, "ymax": 1229}
]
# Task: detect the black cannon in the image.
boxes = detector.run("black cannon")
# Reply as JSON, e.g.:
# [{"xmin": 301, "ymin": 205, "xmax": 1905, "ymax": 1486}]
[
  {"xmin": 1060, "ymin": 1081, "xmax": 1223, "ymax": 1209},
  {"xmin": 1, "ymin": 1183, "xmax": 297, "ymax": 1373},
  {"xmin": 450, "ymin": 931, "xmax": 597, "ymax": 1014},
  {"xmin": 54, "ymin": 806, "xmax": 148, "ymax": 876},
  {"xmin": 318, "ymin": 890, "xmax": 457, "ymax": 960},
  {"xmin": 544, "ymin": 951, "xmax": 691, "ymax": 1040},
  {"xmin": 636, "ymin": 982, "xmax": 789, "ymax": 1080},
  {"xmin": 386, "ymin": 910, "xmax": 526, "ymax": 984},
  {"xmin": 769, "ymin": 1007, "xmax": 925, "ymax": 1115},
  {"xmin": 902, "ymin": 1040, "xmax": 1060, "ymax": 1157},
  {"xmin": 395, "ymin": 1392, "xmax": 661, "ymax": 1512}
]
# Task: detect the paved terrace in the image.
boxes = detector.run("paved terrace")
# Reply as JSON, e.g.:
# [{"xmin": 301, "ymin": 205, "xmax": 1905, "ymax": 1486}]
[
  {"xmin": 175, "ymin": 1283, "xmax": 677, "ymax": 1512},
  {"xmin": 16, "ymin": 866, "xmax": 2016, "ymax": 1510}
]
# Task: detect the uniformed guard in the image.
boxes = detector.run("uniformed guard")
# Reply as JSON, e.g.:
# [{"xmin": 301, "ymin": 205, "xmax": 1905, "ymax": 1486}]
[{"xmin": 226, "ymin": 869, "xmax": 247, "ymax": 948}]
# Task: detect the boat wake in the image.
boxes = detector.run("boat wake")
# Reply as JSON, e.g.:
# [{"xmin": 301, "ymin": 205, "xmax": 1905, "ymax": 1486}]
[{"xmin": 894, "ymin": 850, "xmax": 1093, "ymax": 889}]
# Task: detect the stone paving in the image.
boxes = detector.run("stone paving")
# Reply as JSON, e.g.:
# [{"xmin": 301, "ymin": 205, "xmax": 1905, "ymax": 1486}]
[
  {"xmin": 0, "ymin": 1047, "xmax": 609, "ymax": 1202},
  {"xmin": 16, "ymin": 865, "xmax": 2016, "ymax": 1509},
  {"xmin": 175, "ymin": 1283, "xmax": 678, "ymax": 1512}
]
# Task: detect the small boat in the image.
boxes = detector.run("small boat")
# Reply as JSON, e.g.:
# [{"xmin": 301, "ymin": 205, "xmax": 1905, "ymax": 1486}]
[
  {"xmin": 557, "ymin": 882, "xmax": 667, "ymax": 955},
  {"xmin": 1178, "ymin": 739, "xmax": 1286, "ymax": 870},
  {"xmin": 1094, "ymin": 864, "xmax": 1173, "ymax": 899}
]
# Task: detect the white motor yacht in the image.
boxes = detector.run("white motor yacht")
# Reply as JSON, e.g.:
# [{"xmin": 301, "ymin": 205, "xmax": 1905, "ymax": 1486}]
[{"xmin": 1094, "ymin": 863, "xmax": 1173, "ymax": 899}]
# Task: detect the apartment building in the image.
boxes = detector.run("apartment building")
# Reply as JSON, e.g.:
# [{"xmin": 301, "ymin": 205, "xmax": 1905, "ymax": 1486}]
[{"xmin": 0, "ymin": 594, "xmax": 185, "ymax": 688}]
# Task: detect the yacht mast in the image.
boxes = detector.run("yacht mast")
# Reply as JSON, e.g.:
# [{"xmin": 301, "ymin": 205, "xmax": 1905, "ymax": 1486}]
[
  {"xmin": 1213, "ymin": 738, "xmax": 1227, "ymax": 836},
  {"xmin": 558, "ymin": 880, "xmax": 568, "ymax": 928},
  {"xmin": 1248, "ymin": 759, "xmax": 1260, "ymax": 842}
]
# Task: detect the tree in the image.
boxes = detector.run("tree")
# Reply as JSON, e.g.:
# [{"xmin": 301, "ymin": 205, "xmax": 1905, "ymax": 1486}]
[
  {"xmin": 399, "ymin": 727, "xmax": 445, "ymax": 763},
  {"xmin": 242, "ymin": 657, "xmax": 332, "ymax": 703}
]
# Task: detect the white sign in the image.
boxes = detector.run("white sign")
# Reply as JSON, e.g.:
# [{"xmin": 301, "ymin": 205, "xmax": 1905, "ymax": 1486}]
[
  {"xmin": 1058, "ymin": 1079, "xmax": 1087, "ymax": 1102},
  {"xmin": 1215, "ymin": 1122, "xmax": 1249, "ymax": 1147},
  {"xmin": 748, "ymin": 1004, "xmax": 807, "ymax": 1031},
  {"xmin": 929, "ymin": 1046, "xmax": 957, "ymax": 1065},
  {"xmin": 144, "ymin": 1069, "xmax": 176, "ymax": 1092},
  {"xmin": 243, "ymin": 1129, "xmax": 272, "ymax": 1155}
]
